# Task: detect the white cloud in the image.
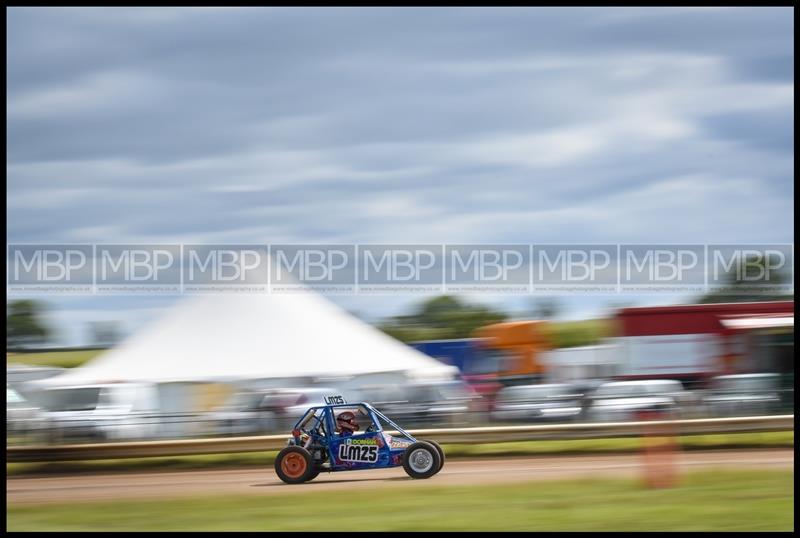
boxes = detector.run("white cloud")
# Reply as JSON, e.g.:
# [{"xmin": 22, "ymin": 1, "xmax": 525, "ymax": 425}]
[{"xmin": 8, "ymin": 69, "xmax": 164, "ymax": 120}]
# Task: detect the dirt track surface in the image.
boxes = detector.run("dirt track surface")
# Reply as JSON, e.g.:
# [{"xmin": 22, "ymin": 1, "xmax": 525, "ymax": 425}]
[{"xmin": 7, "ymin": 449, "xmax": 793, "ymax": 505}]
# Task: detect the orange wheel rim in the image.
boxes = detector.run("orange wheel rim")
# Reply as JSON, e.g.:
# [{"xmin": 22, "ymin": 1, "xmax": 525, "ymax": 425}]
[{"xmin": 281, "ymin": 452, "xmax": 307, "ymax": 479}]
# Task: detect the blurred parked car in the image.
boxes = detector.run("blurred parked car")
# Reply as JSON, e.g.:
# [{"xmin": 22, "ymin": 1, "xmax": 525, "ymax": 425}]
[
  {"xmin": 209, "ymin": 390, "xmax": 278, "ymax": 436},
  {"xmin": 704, "ymin": 373, "xmax": 781, "ymax": 417},
  {"xmin": 7, "ymin": 384, "xmax": 49, "ymax": 441},
  {"xmin": 210, "ymin": 387, "xmax": 338, "ymax": 436},
  {"xmin": 7, "ymin": 363, "xmax": 66, "ymax": 387},
  {"xmin": 586, "ymin": 379, "xmax": 686, "ymax": 422},
  {"xmin": 36, "ymin": 383, "xmax": 160, "ymax": 442},
  {"xmin": 490, "ymin": 384, "xmax": 583, "ymax": 423},
  {"xmin": 365, "ymin": 381, "xmax": 480, "ymax": 428}
]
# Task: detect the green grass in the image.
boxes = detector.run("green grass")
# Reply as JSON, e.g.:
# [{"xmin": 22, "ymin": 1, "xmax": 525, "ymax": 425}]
[
  {"xmin": 7, "ymin": 349, "xmax": 104, "ymax": 369},
  {"xmin": 444, "ymin": 430, "xmax": 794, "ymax": 458},
  {"xmin": 6, "ymin": 470, "xmax": 793, "ymax": 531},
  {"xmin": 7, "ymin": 431, "xmax": 793, "ymax": 477}
]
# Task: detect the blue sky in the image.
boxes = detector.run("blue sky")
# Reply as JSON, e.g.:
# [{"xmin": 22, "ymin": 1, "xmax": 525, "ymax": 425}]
[{"xmin": 6, "ymin": 7, "xmax": 794, "ymax": 345}]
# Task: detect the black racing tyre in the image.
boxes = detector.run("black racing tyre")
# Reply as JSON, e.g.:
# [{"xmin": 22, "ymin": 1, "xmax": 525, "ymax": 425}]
[
  {"xmin": 422, "ymin": 439, "xmax": 445, "ymax": 474},
  {"xmin": 275, "ymin": 446, "xmax": 315, "ymax": 484},
  {"xmin": 305, "ymin": 467, "xmax": 321, "ymax": 482},
  {"xmin": 402, "ymin": 441, "xmax": 441, "ymax": 479}
]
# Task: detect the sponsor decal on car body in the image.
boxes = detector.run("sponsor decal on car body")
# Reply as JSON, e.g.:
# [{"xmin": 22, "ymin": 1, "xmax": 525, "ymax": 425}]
[{"xmin": 338, "ymin": 438, "xmax": 379, "ymax": 463}]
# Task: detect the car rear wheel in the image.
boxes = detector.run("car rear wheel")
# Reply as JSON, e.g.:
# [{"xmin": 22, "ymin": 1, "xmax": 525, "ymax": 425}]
[
  {"xmin": 275, "ymin": 446, "xmax": 314, "ymax": 484},
  {"xmin": 402, "ymin": 441, "xmax": 441, "ymax": 479}
]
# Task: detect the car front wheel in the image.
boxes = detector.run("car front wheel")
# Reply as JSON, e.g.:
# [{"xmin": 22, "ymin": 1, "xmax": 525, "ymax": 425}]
[
  {"xmin": 421, "ymin": 439, "xmax": 445, "ymax": 474},
  {"xmin": 402, "ymin": 441, "xmax": 441, "ymax": 479}
]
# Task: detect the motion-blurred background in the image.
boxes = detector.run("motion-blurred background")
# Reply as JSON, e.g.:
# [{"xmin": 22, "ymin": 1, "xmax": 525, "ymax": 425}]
[{"xmin": 6, "ymin": 291, "xmax": 794, "ymax": 443}]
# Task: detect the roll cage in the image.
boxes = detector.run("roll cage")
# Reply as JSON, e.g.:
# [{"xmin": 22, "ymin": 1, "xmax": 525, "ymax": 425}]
[{"xmin": 291, "ymin": 402, "xmax": 417, "ymax": 447}]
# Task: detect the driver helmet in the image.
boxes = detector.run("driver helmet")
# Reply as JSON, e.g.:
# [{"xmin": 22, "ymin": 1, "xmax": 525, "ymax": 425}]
[{"xmin": 336, "ymin": 411, "xmax": 359, "ymax": 434}]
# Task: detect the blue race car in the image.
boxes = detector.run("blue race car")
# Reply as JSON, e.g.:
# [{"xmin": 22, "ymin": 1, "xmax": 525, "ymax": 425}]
[{"xmin": 274, "ymin": 396, "xmax": 444, "ymax": 484}]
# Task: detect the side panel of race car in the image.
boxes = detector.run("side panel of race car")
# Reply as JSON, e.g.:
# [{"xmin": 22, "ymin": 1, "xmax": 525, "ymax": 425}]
[
  {"xmin": 328, "ymin": 430, "xmax": 394, "ymax": 470},
  {"xmin": 326, "ymin": 405, "xmax": 395, "ymax": 471}
]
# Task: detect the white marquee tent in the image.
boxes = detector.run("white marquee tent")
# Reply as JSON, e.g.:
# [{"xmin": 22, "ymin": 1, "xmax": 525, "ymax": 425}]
[{"xmin": 35, "ymin": 289, "xmax": 457, "ymax": 389}]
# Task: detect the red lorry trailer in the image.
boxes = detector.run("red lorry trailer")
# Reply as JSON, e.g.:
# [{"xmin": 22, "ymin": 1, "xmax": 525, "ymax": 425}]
[{"xmin": 612, "ymin": 301, "xmax": 794, "ymax": 389}]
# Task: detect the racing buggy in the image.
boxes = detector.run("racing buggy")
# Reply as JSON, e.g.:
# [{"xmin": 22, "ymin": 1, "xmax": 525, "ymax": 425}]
[{"xmin": 274, "ymin": 396, "xmax": 444, "ymax": 484}]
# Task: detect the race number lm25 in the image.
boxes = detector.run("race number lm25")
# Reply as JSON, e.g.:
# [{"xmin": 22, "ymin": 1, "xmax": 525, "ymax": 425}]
[{"xmin": 338, "ymin": 443, "xmax": 378, "ymax": 463}]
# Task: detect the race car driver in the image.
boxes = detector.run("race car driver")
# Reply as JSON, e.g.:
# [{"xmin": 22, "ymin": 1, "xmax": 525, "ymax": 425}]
[{"xmin": 336, "ymin": 411, "xmax": 359, "ymax": 436}]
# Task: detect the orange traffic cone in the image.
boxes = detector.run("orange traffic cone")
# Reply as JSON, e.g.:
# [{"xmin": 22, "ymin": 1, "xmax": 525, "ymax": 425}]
[{"xmin": 638, "ymin": 408, "xmax": 680, "ymax": 489}]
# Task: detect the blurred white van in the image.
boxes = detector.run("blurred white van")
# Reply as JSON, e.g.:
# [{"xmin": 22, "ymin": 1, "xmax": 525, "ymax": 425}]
[{"xmin": 37, "ymin": 383, "xmax": 160, "ymax": 441}]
